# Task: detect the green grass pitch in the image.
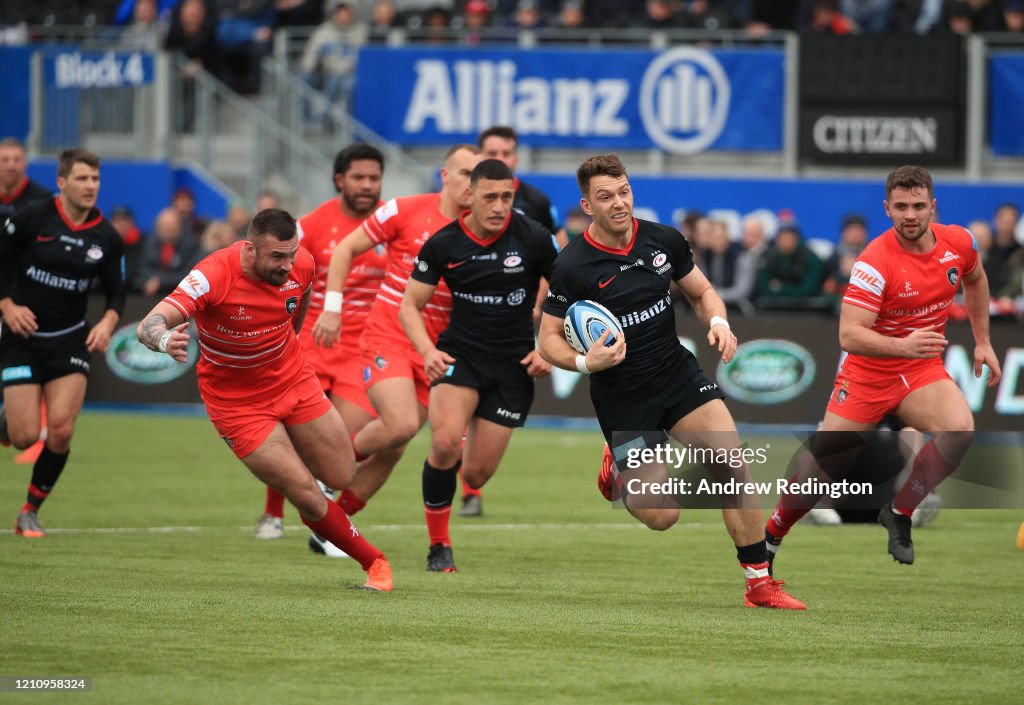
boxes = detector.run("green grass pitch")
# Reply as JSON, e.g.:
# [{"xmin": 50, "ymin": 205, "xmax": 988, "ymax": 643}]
[{"xmin": 1, "ymin": 411, "xmax": 1021, "ymax": 705}]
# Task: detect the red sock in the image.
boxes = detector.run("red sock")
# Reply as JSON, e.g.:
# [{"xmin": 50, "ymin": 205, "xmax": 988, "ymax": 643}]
[
  {"xmin": 351, "ymin": 434, "xmax": 368, "ymax": 463},
  {"xmin": 460, "ymin": 472, "xmax": 481, "ymax": 499},
  {"xmin": 425, "ymin": 505, "xmax": 452, "ymax": 546},
  {"xmin": 893, "ymin": 441, "xmax": 955, "ymax": 516},
  {"xmin": 24, "ymin": 484, "xmax": 49, "ymax": 512},
  {"xmin": 264, "ymin": 487, "xmax": 285, "ymax": 518},
  {"xmin": 765, "ymin": 474, "xmax": 820, "ymax": 539},
  {"xmin": 302, "ymin": 500, "xmax": 383, "ymax": 570},
  {"xmin": 339, "ymin": 489, "xmax": 366, "ymax": 515}
]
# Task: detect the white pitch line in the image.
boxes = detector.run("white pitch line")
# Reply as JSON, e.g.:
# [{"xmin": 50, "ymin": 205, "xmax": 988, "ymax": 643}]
[{"xmin": 0, "ymin": 522, "xmax": 708, "ymax": 535}]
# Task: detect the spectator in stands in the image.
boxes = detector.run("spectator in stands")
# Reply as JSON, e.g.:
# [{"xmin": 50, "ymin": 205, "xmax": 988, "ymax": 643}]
[
  {"xmin": 368, "ymin": 0, "xmax": 399, "ymax": 41},
  {"xmin": 985, "ymin": 202, "xmax": 1022, "ymax": 296},
  {"xmin": 463, "ymin": 0, "xmax": 491, "ymax": 43},
  {"xmin": 703, "ymin": 218, "xmax": 757, "ymax": 313},
  {"xmin": 214, "ymin": 0, "xmax": 276, "ymax": 95},
  {"xmin": 681, "ymin": 0, "xmax": 749, "ymax": 30},
  {"xmin": 564, "ymin": 207, "xmax": 590, "ymax": 242},
  {"xmin": 109, "ymin": 205, "xmax": 145, "ymax": 292},
  {"xmin": 300, "ymin": 0, "xmax": 366, "ymax": 116},
  {"xmin": 677, "ymin": 210, "xmax": 703, "ymax": 244},
  {"xmin": 740, "ymin": 214, "xmax": 769, "ymax": 264},
  {"xmin": 838, "ymin": 0, "xmax": 891, "ymax": 32},
  {"xmin": 967, "ymin": 218, "xmax": 992, "ymax": 266},
  {"xmin": 1004, "ymin": 0, "xmax": 1024, "ymax": 32},
  {"xmin": 419, "ymin": 6, "xmax": 453, "ymax": 43},
  {"xmin": 227, "ymin": 199, "xmax": 252, "ymax": 240},
  {"xmin": 137, "ymin": 208, "xmax": 200, "ymax": 296},
  {"xmin": 821, "ymin": 213, "xmax": 869, "ymax": 306},
  {"xmin": 555, "ymin": 0, "xmax": 586, "ymax": 28},
  {"xmin": 961, "ymin": 0, "xmax": 1005, "ymax": 31},
  {"xmin": 118, "ymin": 0, "xmax": 167, "ymax": 50},
  {"xmin": 165, "ymin": 0, "xmax": 221, "ymax": 132},
  {"xmin": 171, "ymin": 186, "xmax": 209, "ymax": 241},
  {"xmin": 689, "ymin": 215, "xmax": 712, "ymax": 266},
  {"xmin": 509, "ymin": 0, "xmax": 547, "ymax": 29},
  {"xmin": 754, "ymin": 220, "xmax": 825, "ymax": 310},
  {"xmin": 945, "ymin": 1, "xmax": 974, "ymax": 33},
  {"xmin": 255, "ymin": 189, "xmax": 281, "ymax": 212},
  {"xmin": 198, "ymin": 219, "xmax": 241, "ymax": 257},
  {"xmin": 641, "ymin": 0, "xmax": 682, "ymax": 28},
  {"xmin": 800, "ymin": 0, "xmax": 857, "ymax": 33}
]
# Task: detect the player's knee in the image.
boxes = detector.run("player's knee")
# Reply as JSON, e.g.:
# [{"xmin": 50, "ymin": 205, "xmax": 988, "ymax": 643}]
[
  {"xmin": 9, "ymin": 428, "xmax": 39, "ymax": 450},
  {"xmin": 45, "ymin": 421, "xmax": 74, "ymax": 451},
  {"xmin": 384, "ymin": 417, "xmax": 421, "ymax": 446},
  {"xmin": 461, "ymin": 467, "xmax": 490, "ymax": 490},
  {"xmin": 289, "ymin": 484, "xmax": 326, "ymax": 518},
  {"xmin": 641, "ymin": 509, "xmax": 679, "ymax": 532},
  {"xmin": 430, "ymin": 433, "xmax": 462, "ymax": 467}
]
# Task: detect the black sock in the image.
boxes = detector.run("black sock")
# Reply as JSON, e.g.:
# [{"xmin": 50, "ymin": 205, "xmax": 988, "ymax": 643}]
[
  {"xmin": 736, "ymin": 540, "xmax": 769, "ymax": 566},
  {"xmin": 27, "ymin": 446, "xmax": 70, "ymax": 511},
  {"xmin": 422, "ymin": 459, "xmax": 460, "ymax": 508}
]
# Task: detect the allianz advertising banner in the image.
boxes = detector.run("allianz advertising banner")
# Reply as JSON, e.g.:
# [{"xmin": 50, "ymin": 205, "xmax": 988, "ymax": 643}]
[{"xmin": 353, "ymin": 46, "xmax": 784, "ymax": 154}]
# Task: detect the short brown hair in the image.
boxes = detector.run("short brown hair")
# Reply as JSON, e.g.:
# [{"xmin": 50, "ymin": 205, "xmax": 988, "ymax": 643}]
[
  {"xmin": 885, "ymin": 165, "xmax": 933, "ymax": 200},
  {"xmin": 444, "ymin": 143, "xmax": 480, "ymax": 162},
  {"xmin": 58, "ymin": 148, "xmax": 100, "ymax": 178},
  {"xmin": 477, "ymin": 125, "xmax": 518, "ymax": 148},
  {"xmin": 0, "ymin": 137, "xmax": 25, "ymax": 151},
  {"xmin": 576, "ymin": 153, "xmax": 627, "ymax": 196},
  {"xmin": 247, "ymin": 207, "xmax": 296, "ymax": 242}
]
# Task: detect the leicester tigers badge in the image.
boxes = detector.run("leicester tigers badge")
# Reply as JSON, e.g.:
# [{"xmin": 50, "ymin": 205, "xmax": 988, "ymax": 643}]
[
  {"xmin": 946, "ymin": 267, "xmax": 959, "ymax": 288},
  {"xmin": 285, "ymin": 296, "xmax": 298, "ymax": 314}
]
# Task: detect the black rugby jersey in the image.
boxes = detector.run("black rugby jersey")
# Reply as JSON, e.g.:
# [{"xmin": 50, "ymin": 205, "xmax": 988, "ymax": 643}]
[
  {"xmin": 543, "ymin": 218, "xmax": 695, "ymax": 394},
  {"xmin": 0, "ymin": 177, "xmax": 52, "ymax": 220},
  {"xmin": 514, "ymin": 178, "xmax": 559, "ymax": 233},
  {"xmin": 0, "ymin": 198, "xmax": 125, "ymax": 333},
  {"xmin": 411, "ymin": 211, "xmax": 557, "ymax": 358}
]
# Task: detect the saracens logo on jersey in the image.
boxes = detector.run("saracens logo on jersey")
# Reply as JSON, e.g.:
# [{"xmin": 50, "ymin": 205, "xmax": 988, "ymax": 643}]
[
  {"xmin": 946, "ymin": 267, "xmax": 960, "ymax": 288},
  {"xmin": 86, "ymin": 245, "xmax": 103, "ymax": 262}
]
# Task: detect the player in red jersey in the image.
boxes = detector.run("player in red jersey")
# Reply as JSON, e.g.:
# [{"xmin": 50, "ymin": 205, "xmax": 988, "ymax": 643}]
[
  {"xmin": 137, "ymin": 209, "xmax": 392, "ymax": 591},
  {"xmin": 765, "ymin": 166, "xmax": 1001, "ymax": 567},
  {"xmin": 312, "ymin": 144, "xmax": 482, "ymax": 506},
  {"xmin": 255, "ymin": 144, "xmax": 403, "ymax": 551}
]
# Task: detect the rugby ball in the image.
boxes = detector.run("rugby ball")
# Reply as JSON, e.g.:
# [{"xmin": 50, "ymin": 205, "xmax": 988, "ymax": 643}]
[{"xmin": 564, "ymin": 300, "xmax": 623, "ymax": 354}]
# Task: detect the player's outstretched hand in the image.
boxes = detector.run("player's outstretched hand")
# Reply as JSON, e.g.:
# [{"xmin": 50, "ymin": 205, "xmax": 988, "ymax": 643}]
[
  {"xmin": 707, "ymin": 321, "xmax": 737, "ymax": 364},
  {"xmin": 901, "ymin": 325, "xmax": 948, "ymax": 359},
  {"xmin": 585, "ymin": 330, "xmax": 626, "ymax": 373},
  {"xmin": 975, "ymin": 342, "xmax": 1002, "ymax": 387},
  {"xmin": 312, "ymin": 310, "xmax": 341, "ymax": 348},
  {"xmin": 520, "ymin": 349, "xmax": 552, "ymax": 378},
  {"xmin": 0, "ymin": 301, "xmax": 37, "ymax": 338},
  {"xmin": 424, "ymin": 347, "xmax": 456, "ymax": 382},
  {"xmin": 162, "ymin": 323, "xmax": 191, "ymax": 363}
]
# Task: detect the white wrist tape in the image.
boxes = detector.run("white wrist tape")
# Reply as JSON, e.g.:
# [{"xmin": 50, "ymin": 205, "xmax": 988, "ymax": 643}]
[
  {"xmin": 575, "ymin": 354, "xmax": 591, "ymax": 375},
  {"xmin": 157, "ymin": 330, "xmax": 173, "ymax": 353},
  {"xmin": 323, "ymin": 291, "xmax": 343, "ymax": 313},
  {"xmin": 709, "ymin": 315, "xmax": 730, "ymax": 331}
]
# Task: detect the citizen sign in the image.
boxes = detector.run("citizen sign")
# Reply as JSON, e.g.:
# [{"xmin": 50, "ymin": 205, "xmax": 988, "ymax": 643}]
[{"xmin": 813, "ymin": 116, "xmax": 937, "ymax": 154}]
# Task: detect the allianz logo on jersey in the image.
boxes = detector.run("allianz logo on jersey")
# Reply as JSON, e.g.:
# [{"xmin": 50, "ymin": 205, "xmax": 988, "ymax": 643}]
[{"xmin": 403, "ymin": 47, "xmax": 729, "ymax": 155}]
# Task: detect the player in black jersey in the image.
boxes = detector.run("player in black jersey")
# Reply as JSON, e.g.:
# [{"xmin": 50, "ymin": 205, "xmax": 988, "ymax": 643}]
[
  {"xmin": 401, "ymin": 159, "xmax": 557, "ymax": 572},
  {"xmin": 0, "ymin": 148, "xmax": 125, "ymax": 538},
  {"xmin": 0, "ymin": 138, "xmax": 52, "ymax": 220},
  {"xmin": 538, "ymin": 154, "xmax": 806, "ymax": 609}
]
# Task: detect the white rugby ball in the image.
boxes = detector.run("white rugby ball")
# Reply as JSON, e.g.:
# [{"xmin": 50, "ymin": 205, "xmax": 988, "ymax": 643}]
[{"xmin": 564, "ymin": 300, "xmax": 623, "ymax": 354}]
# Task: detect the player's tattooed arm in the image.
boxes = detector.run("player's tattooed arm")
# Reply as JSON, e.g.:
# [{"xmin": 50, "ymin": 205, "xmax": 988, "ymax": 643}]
[
  {"xmin": 292, "ymin": 286, "xmax": 311, "ymax": 334},
  {"xmin": 137, "ymin": 301, "xmax": 190, "ymax": 362}
]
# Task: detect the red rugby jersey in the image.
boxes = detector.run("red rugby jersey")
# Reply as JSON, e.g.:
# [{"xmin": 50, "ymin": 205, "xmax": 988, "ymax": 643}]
[
  {"xmin": 163, "ymin": 241, "xmax": 316, "ymax": 403},
  {"xmin": 360, "ymin": 193, "xmax": 453, "ymax": 346},
  {"xmin": 842, "ymin": 223, "xmax": 979, "ymax": 375}
]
